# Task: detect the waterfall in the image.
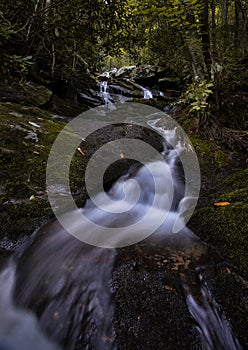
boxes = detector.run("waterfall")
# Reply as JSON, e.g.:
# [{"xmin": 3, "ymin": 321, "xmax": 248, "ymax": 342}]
[
  {"xmin": 100, "ymin": 81, "xmax": 110, "ymax": 104},
  {"xmin": 10, "ymin": 124, "xmax": 193, "ymax": 349},
  {"xmin": 185, "ymin": 276, "xmax": 242, "ymax": 350},
  {"xmin": 0, "ymin": 110, "xmax": 243, "ymax": 349},
  {"xmin": 0, "ymin": 263, "xmax": 61, "ymax": 350},
  {"xmin": 142, "ymin": 87, "xmax": 153, "ymax": 99}
]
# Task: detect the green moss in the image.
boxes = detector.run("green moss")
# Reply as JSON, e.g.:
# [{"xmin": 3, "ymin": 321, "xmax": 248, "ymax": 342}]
[
  {"xmin": 189, "ymin": 135, "xmax": 228, "ymax": 170},
  {"xmin": 0, "ymin": 102, "xmax": 88, "ymax": 240},
  {"xmin": 189, "ymin": 204, "xmax": 248, "ymax": 278},
  {"xmin": 0, "ymin": 103, "xmax": 65, "ymax": 198},
  {"xmin": 0, "ymin": 199, "xmax": 53, "ymax": 240},
  {"xmin": 217, "ymin": 187, "xmax": 248, "ymax": 204},
  {"xmin": 221, "ymin": 167, "xmax": 248, "ymax": 191}
]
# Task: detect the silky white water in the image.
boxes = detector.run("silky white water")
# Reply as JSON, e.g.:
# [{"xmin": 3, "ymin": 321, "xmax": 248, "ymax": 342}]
[
  {"xmin": 0, "ymin": 108, "xmax": 243, "ymax": 349},
  {"xmin": 185, "ymin": 275, "xmax": 242, "ymax": 350}
]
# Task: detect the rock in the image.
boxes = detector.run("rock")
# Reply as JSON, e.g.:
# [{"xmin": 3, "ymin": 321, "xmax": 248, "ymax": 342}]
[
  {"xmin": 0, "ymin": 80, "xmax": 25, "ymax": 104},
  {"xmin": 189, "ymin": 166, "xmax": 248, "ymax": 279},
  {"xmin": 115, "ymin": 65, "xmax": 136, "ymax": 78},
  {"xmin": 98, "ymin": 67, "xmax": 118, "ymax": 79},
  {"xmin": 46, "ymin": 95, "xmax": 84, "ymax": 118},
  {"xmin": 0, "ymin": 101, "xmax": 164, "ymax": 242},
  {"xmin": 0, "ymin": 79, "xmax": 53, "ymax": 106},
  {"xmin": 103, "ymin": 65, "xmax": 181, "ymax": 89},
  {"xmin": 189, "ymin": 204, "xmax": 248, "ymax": 278},
  {"xmin": 22, "ymin": 81, "xmax": 52, "ymax": 106}
]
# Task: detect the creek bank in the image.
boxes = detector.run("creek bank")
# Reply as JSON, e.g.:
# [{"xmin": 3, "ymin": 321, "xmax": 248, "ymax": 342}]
[
  {"xmin": 0, "ymin": 73, "xmax": 247, "ymax": 348},
  {"xmin": 114, "ymin": 240, "xmax": 247, "ymax": 349},
  {"xmin": 157, "ymin": 104, "xmax": 248, "ymax": 348},
  {"xmin": 0, "ymin": 100, "xmax": 164, "ymax": 245},
  {"xmin": 169, "ymin": 108, "xmax": 248, "ymax": 279},
  {"xmin": 0, "ymin": 67, "xmax": 183, "ymax": 120}
]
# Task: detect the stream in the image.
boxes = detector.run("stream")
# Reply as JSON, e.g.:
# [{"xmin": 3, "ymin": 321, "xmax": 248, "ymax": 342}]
[{"xmin": 0, "ymin": 82, "xmax": 244, "ymax": 349}]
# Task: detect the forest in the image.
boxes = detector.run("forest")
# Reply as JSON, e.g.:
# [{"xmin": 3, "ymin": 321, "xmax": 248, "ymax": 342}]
[
  {"xmin": 1, "ymin": 0, "xmax": 248, "ymax": 125},
  {"xmin": 0, "ymin": 1, "xmax": 248, "ymax": 350}
]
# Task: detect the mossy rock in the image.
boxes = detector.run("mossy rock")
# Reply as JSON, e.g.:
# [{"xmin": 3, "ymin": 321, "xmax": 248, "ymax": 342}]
[
  {"xmin": 186, "ymin": 135, "xmax": 228, "ymax": 207},
  {"xmin": 189, "ymin": 135, "xmax": 228, "ymax": 171},
  {"xmin": 189, "ymin": 204, "xmax": 248, "ymax": 278},
  {"xmin": 0, "ymin": 102, "xmax": 89, "ymax": 241},
  {"xmin": 0, "ymin": 101, "xmax": 164, "ymax": 242},
  {"xmin": 217, "ymin": 187, "xmax": 248, "ymax": 204},
  {"xmin": 0, "ymin": 79, "xmax": 52, "ymax": 106},
  {"xmin": 220, "ymin": 167, "xmax": 248, "ymax": 192},
  {"xmin": 0, "ymin": 200, "xmax": 53, "ymax": 241}
]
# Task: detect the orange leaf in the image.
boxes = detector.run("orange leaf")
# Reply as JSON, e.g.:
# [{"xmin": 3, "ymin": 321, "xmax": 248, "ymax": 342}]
[
  {"xmin": 214, "ymin": 201, "xmax": 230, "ymax": 207},
  {"xmin": 77, "ymin": 147, "xmax": 86, "ymax": 157}
]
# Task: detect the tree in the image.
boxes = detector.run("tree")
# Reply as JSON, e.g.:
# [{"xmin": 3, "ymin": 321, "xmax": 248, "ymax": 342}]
[{"xmin": 0, "ymin": 0, "xmax": 134, "ymax": 81}]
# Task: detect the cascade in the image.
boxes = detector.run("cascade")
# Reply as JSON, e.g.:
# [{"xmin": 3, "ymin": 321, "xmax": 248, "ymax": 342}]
[
  {"xmin": 141, "ymin": 87, "xmax": 153, "ymax": 99},
  {"xmin": 0, "ymin": 110, "xmax": 243, "ymax": 350},
  {"xmin": 185, "ymin": 275, "xmax": 242, "ymax": 350},
  {"xmin": 100, "ymin": 81, "xmax": 110, "ymax": 104}
]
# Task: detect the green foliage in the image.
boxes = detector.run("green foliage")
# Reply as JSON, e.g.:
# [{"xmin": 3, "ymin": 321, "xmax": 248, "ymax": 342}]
[
  {"xmin": 190, "ymin": 204, "xmax": 248, "ymax": 278},
  {"xmin": 179, "ymin": 79, "xmax": 214, "ymax": 117},
  {"xmin": 0, "ymin": 0, "xmax": 135, "ymax": 81},
  {"xmin": 0, "ymin": 0, "xmax": 248, "ymax": 105},
  {"xmin": 2, "ymin": 55, "xmax": 33, "ymax": 78}
]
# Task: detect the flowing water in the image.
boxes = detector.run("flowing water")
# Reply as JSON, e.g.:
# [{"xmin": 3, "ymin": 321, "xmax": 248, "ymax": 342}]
[
  {"xmin": 139, "ymin": 85, "xmax": 153, "ymax": 99},
  {"xmin": 185, "ymin": 275, "xmax": 242, "ymax": 350},
  {"xmin": 100, "ymin": 81, "xmax": 154, "ymax": 103},
  {"xmin": 0, "ymin": 263, "xmax": 61, "ymax": 350},
  {"xmin": 100, "ymin": 81, "xmax": 111, "ymax": 105},
  {"xmin": 0, "ymin": 101, "xmax": 243, "ymax": 349}
]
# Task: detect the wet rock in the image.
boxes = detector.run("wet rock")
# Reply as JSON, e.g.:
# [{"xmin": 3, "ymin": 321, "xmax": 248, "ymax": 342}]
[
  {"xmin": 100, "ymin": 65, "xmax": 182, "ymax": 91},
  {"xmin": 115, "ymin": 65, "xmax": 137, "ymax": 78}
]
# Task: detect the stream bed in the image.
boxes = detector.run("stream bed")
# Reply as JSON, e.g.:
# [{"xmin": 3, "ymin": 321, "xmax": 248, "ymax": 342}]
[{"xmin": 0, "ymin": 78, "xmax": 247, "ymax": 349}]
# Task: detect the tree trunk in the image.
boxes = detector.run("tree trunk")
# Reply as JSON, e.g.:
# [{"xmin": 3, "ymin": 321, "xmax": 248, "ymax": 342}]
[
  {"xmin": 210, "ymin": 0, "xmax": 217, "ymax": 61},
  {"xmin": 200, "ymin": 0, "xmax": 212, "ymax": 77}
]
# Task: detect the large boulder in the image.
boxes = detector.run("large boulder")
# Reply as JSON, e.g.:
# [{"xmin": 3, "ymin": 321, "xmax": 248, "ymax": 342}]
[{"xmin": 0, "ymin": 79, "xmax": 52, "ymax": 106}]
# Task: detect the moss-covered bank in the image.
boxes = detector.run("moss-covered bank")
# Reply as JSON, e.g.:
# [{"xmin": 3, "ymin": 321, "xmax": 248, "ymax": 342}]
[
  {"xmin": 189, "ymin": 164, "xmax": 248, "ymax": 278},
  {"xmin": 0, "ymin": 102, "xmax": 89, "ymax": 243},
  {"xmin": 167, "ymin": 107, "xmax": 248, "ymax": 280},
  {"xmin": 190, "ymin": 204, "xmax": 248, "ymax": 277}
]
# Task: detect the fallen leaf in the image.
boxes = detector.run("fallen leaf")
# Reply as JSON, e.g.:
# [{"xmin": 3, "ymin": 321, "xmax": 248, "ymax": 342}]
[
  {"xmin": 77, "ymin": 147, "xmax": 86, "ymax": 157},
  {"xmin": 214, "ymin": 201, "xmax": 230, "ymax": 207}
]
